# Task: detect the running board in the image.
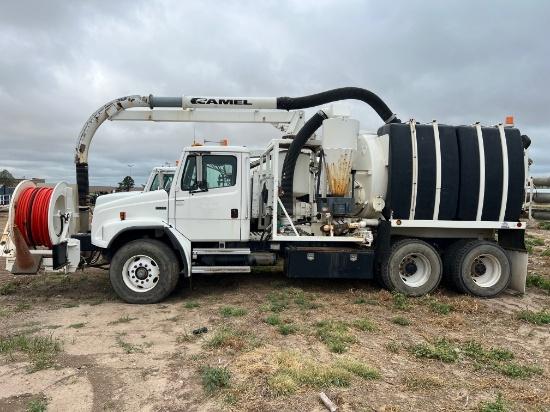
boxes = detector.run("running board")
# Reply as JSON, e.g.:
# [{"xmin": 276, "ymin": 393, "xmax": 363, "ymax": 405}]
[
  {"xmin": 192, "ymin": 265, "xmax": 251, "ymax": 274},
  {"xmin": 192, "ymin": 248, "xmax": 251, "ymax": 256}
]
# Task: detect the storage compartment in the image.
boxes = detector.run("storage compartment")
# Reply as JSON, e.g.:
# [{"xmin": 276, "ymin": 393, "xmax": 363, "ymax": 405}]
[{"xmin": 284, "ymin": 246, "xmax": 374, "ymax": 279}]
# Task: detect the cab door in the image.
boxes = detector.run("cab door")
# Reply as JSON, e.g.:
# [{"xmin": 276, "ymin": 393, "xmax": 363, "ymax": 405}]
[{"xmin": 170, "ymin": 151, "xmax": 242, "ymax": 241}]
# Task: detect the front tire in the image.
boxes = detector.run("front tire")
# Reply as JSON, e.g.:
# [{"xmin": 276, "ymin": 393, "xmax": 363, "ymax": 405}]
[
  {"xmin": 110, "ymin": 239, "xmax": 180, "ymax": 304},
  {"xmin": 380, "ymin": 239, "xmax": 442, "ymax": 297},
  {"xmin": 449, "ymin": 240, "xmax": 511, "ymax": 297}
]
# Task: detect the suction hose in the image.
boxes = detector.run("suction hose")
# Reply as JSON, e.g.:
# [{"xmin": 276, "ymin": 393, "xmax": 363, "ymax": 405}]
[{"xmin": 279, "ymin": 87, "xmax": 400, "ymax": 214}]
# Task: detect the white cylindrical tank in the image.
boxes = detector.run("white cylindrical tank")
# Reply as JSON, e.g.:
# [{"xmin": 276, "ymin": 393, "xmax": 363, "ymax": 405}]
[{"xmin": 352, "ymin": 133, "xmax": 389, "ymax": 218}]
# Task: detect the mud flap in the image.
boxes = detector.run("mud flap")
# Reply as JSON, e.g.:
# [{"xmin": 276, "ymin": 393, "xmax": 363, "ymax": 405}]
[{"xmin": 507, "ymin": 250, "xmax": 528, "ymax": 294}]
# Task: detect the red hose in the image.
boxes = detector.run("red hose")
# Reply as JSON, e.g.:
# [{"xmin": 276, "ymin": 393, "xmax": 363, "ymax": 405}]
[{"xmin": 14, "ymin": 187, "xmax": 53, "ymax": 248}]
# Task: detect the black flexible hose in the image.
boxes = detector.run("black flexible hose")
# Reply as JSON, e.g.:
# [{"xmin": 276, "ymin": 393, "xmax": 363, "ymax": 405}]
[
  {"xmin": 277, "ymin": 87, "xmax": 400, "ymax": 124},
  {"xmin": 281, "ymin": 111, "xmax": 328, "ymax": 214}
]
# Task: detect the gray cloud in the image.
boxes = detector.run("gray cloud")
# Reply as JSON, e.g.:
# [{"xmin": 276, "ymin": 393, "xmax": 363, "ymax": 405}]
[{"xmin": 1, "ymin": 0, "xmax": 549, "ymax": 185}]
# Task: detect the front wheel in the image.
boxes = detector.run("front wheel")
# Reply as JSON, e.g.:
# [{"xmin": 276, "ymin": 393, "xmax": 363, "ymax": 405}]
[
  {"xmin": 110, "ymin": 239, "xmax": 180, "ymax": 304},
  {"xmin": 380, "ymin": 239, "xmax": 442, "ymax": 296}
]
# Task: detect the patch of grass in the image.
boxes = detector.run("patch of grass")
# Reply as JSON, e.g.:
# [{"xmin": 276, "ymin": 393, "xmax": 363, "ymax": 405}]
[
  {"xmin": 266, "ymin": 352, "xmax": 378, "ymax": 396},
  {"xmin": 479, "ymin": 393, "xmax": 506, "ymax": 412},
  {"xmin": 200, "ymin": 366, "xmax": 231, "ymax": 393},
  {"xmin": 61, "ymin": 302, "xmax": 79, "ymax": 308},
  {"xmin": 315, "ymin": 320, "xmax": 357, "ymax": 353},
  {"xmin": 204, "ymin": 326, "xmax": 259, "ymax": 351},
  {"xmin": 26, "ymin": 398, "xmax": 48, "ymax": 412},
  {"xmin": 44, "ymin": 325, "xmax": 62, "ymax": 330},
  {"xmin": 176, "ymin": 332, "xmax": 197, "ymax": 344},
  {"xmin": 385, "ymin": 341, "xmax": 400, "ymax": 353},
  {"xmin": 392, "ymin": 316, "xmax": 411, "ymax": 326},
  {"xmin": 68, "ymin": 323, "xmax": 86, "ymax": 329},
  {"xmin": 267, "ymin": 287, "xmax": 317, "ymax": 312},
  {"xmin": 541, "ymin": 248, "xmax": 550, "ymax": 257},
  {"xmin": 353, "ymin": 297, "xmax": 367, "ymax": 304},
  {"xmin": 392, "ymin": 292, "xmax": 410, "ymax": 310},
  {"xmin": 525, "ymin": 274, "xmax": 550, "ymax": 292},
  {"xmin": 403, "ymin": 375, "xmax": 443, "ymax": 390},
  {"xmin": 517, "ymin": 309, "xmax": 550, "ymax": 325},
  {"xmin": 409, "ymin": 339, "xmax": 458, "ymax": 363},
  {"xmin": 0, "ymin": 334, "xmax": 62, "ymax": 372},
  {"xmin": 183, "ymin": 301, "xmax": 200, "ymax": 309},
  {"xmin": 115, "ymin": 334, "xmax": 143, "ymax": 354},
  {"xmin": 15, "ymin": 302, "xmax": 32, "ymax": 312},
  {"xmin": 539, "ymin": 221, "xmax": 550, "ymax": 230},
  {"xmin": 0, "ymin": 281, "xmax": 18, "ymax": 295},
  {"xmin": 219, "ymin": 306, "xmax": 247, "ymax": 317},
  {"xmin": 337, "ymin": 358, "xmax": 380, "ymax": 380},
  {"xmin": 525, "ymin": 236, "xmax": 545, "ymax": 253},
  {"xmin": 353, "ymin": 317, "xmax": 376, "ymax": 332},
  {"xmin": 462, "ymin": 341, "xmax": 514, "ymax": 362},
  {"xmin": 108, "ymin": 315, "xmax": 137, "ymax": 325},
  {"xmin": 277, "ymin": 324, "xmax": 298, "ymax": 336},
  {"xmin": 0, "ymin": 308, "xmax": 10, "ymax": 318},
  {"xmin": 265, "ymin": 314, "xmax": 281, "ymax": 326},
  {"xmin": 429, "ymin": 300, "xmax": 453, "ymax": 315},
  {"xmin": 495, "ymin": 362, "xmax": 543, "ymax": 379}
]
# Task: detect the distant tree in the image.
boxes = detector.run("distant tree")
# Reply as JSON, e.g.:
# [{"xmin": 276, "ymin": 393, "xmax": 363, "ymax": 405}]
[
  {"xmin": 117, "ymin": 175, "xmax": 135, "ymax": 192},
  {"xmin": 0, "ymin": 169, "xmax": 15, "ymax": 187}
]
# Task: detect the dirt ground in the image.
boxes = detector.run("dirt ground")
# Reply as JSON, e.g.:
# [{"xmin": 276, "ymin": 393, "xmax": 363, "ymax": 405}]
[{"xmin": 0, "ymin": 210, "xmax": 549, "ymax": 412}]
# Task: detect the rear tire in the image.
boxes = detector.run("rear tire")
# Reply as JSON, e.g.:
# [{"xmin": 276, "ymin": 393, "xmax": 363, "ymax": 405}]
[
  {"xmin": 110, "ymin": 239, "xmax": 180, "ymax": 304},
  {"xmin": 450, "ymin": 240, "xmax": 511, "ymax": 297},
  {"xmin": 380, "ymin": 239, "xmax": 442, "ymax": 297}
]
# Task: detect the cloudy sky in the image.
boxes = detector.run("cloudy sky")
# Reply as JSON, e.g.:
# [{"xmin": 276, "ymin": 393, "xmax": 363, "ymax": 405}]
[{"xmin": 0, "ymin": 0, "xmax": 549, "ymax": 186}]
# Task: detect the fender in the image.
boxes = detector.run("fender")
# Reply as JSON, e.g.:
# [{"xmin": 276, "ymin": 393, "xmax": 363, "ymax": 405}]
[{"xmin": 105, "ymin": 224, "xmax": 191, "ymax": 278}]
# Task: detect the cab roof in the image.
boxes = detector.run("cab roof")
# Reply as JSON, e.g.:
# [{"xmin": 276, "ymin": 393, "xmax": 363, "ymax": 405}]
[{"xmin": 186, "ymin": 145, "xmax": 250, "ymax": 153}]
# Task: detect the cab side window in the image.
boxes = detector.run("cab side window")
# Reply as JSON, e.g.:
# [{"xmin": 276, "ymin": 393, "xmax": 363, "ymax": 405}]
[
  {"xmin": 203, "ymin": 155, "xmax": 237, "ymax": 189},
  {"xmin": 181, "ymin": 156, "xmax": 197, "ymax": 190}
]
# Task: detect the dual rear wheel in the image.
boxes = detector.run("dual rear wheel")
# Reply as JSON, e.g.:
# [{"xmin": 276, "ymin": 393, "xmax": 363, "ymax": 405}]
[{"xmin": 380, "ymin": 238, "xmax": 511, "ymax": 297}]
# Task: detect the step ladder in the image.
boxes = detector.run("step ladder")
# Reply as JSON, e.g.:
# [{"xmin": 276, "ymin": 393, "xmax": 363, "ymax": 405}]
[{"xmin": 191, "ymin": 247, "xmax": 251, "ymax": 274}]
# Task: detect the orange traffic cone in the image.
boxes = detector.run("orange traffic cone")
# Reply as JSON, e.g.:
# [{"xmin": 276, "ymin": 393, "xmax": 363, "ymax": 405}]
[{"xmin": 12, "ymin": 224, "xmax": 42, "ymax": 274}]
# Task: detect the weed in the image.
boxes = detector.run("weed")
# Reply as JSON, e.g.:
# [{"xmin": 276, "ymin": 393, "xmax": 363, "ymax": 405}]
[
  {"xmin": 278, "ymin": 324, "xmax": 298, "ymax": 336},
  {"xmin": 268, "ymin": 372, "xmax": 299, "ymax": 396},
  {"xmin": 539, "ymin": 221, "xmax": 550, "ymax": 230},
  {"xmin": 429, "ymin": 300, "xmax": 453, "ymax": 315},
  {"xmin": 184, "ymin": 301, "xmax": 200, "ymax": 309},
  {"xmin": 392, "ymin": 293, "xmax": 410, "ymax": 310},
  {"xmin": 517, "ymin": 309, "xmax": 550, "ymax": 325},
  {"xmin": 409, "ymin": 339, "xmax": 458, "ymax": 363},
  {"xmin": 219, "ymin": 306, "xmax": 247, "ymax": 317},
  {"xmin": 353, "ymin": 317, "xmax": 376, "ymax": 332},
  {"xmin": 26, "ymin": 398, "xmax": 47, "ymax": 412},
  {"xmin": 0, "ymin": 308, "xmax": 10, "ymax": 318},
  {"xmin": 315, "ymin": 320, "xmax": 357, "ymax": 353},
  {"xmin": 462, "ymin": 341, "xmax": 514, "ymax": 362},
  {"xmin": 204, "ymin": 326, "xmax": 259, "ymax": 351},
  {"xmin": 267, "ymin": 287, "xmax": 317, "ymax": 312},
  {"xmin": 354, "ymin": 297, "xmax": 367, "ymax": 304},
  {"xmin": 265, "ymin": 314, "xmax": 281, "ymax": 326},
  {"xmin": 541, "ymin": 248, "xmax": 550, "ymax": 257},
  {"xmin": 495, "ymin": 362, "xmax": 543, "ymax": 379},
  {"xmin": 479, "ymin": 393, "xmax": 506, "ymax": 412},
  {"xmin": 525, "ymin": 274, "xmax": 550, "ymax": 292},
  {"xmin": 108, "ymin": 315, "xmax": 137, "ymax": 325},
  {"xmin": 403, "ymin": 376, "xmax": 443, "ymax": 390},
  {"xmin": 0, "ymin": 282, "xmax": 18, "ymax": 295},
  {"xmin": 0, "ymin": 334, "xmax": 62, "ymax": 372},
  {"xmin": 115, "ymin": 334, "xmax": 142, "ymax": 354},
  {"xmin": 68, "ymin": 323, "xmax": 86, "ymax": 329},
  {"xmin": 385, "ymin": 341, "xmax": 400, "ymax": 353},
  {"xmin": 201, "ymin": 366, "xmax": 230, "ymax": 393},
  {"xmin": 525, "ymin": 236, "xmax": 544, "ymax": 253},
  {"xmin": 392, "ymin": 316, "xmax": 411, "ymax": 326}
]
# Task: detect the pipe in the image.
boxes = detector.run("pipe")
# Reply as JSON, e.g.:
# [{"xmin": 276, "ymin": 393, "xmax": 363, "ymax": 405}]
[
  {"xmin": 281, "ymin": 111, "xmax": 328, "ymax": 213},
  {"xmin": 279, "ymin": 88, "xmax": 400, "ymax": 216},
  {"xmin": 276, "ymin": 87, "xmax": 400, "ymax": 124},
  {"xmin": 75, "ymin": 95, "xmax": 181, "ymax": 232}
]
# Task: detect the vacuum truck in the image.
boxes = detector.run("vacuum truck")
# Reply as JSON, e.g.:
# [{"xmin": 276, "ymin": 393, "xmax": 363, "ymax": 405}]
[{"xmin": 0, "ymin": 87, "xmax": 531, "ymax": 303}]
